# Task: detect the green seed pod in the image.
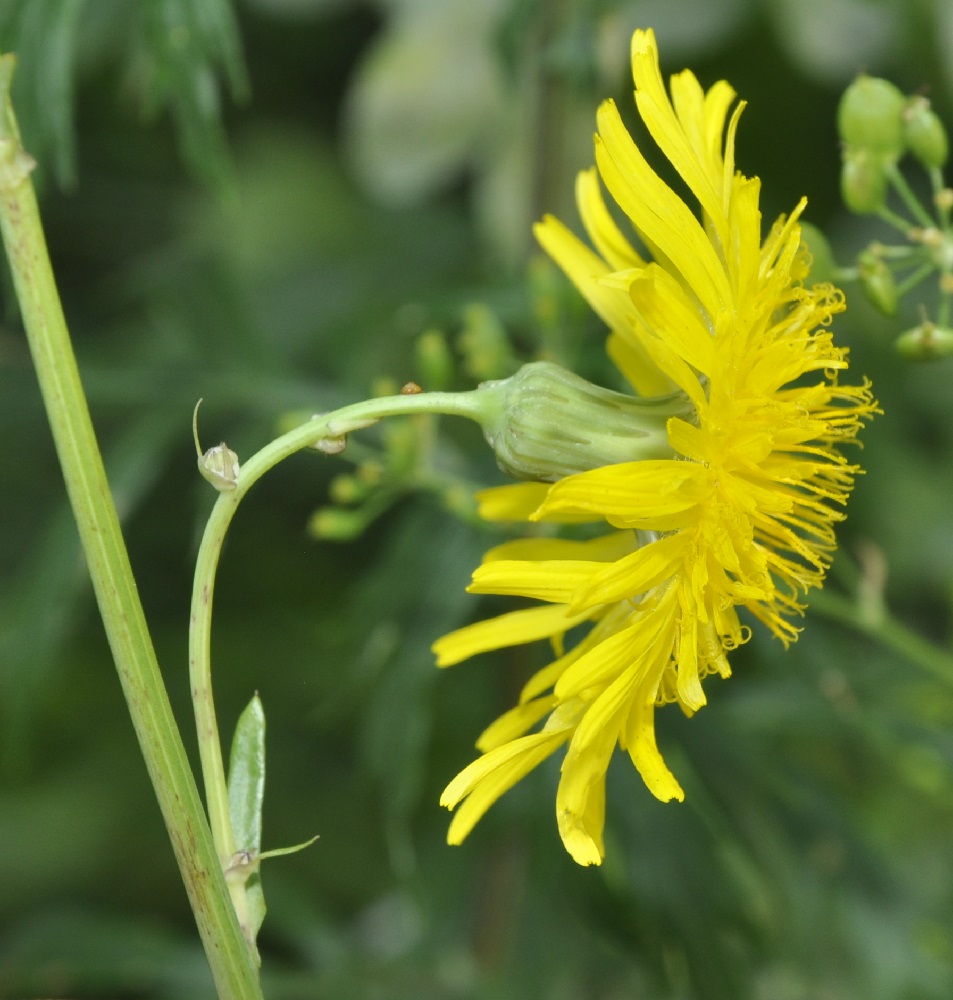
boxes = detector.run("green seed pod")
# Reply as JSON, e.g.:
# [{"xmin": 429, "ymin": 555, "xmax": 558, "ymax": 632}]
[
  {"xmin": 895, "ymin": 321, "xmax": 953, "ymax": 360},
  {"xmin": 857, "ymin": 249, "xmax": 898, "ymax": 316},
  {"xmin": 903, "ymin": 96, "xmax": 949, "ymax": 168},
  {"xmin": 838, "ymin": 74, "xmax": 906, "ymax": 158},
  {"xmin": 841, "ymin": 146, "xmax": 889, "ymax": 214}
]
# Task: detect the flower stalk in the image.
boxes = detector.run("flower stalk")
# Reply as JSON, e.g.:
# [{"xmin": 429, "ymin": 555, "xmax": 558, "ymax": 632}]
[{"xmin": 190, "ymin": 388, "xmax": 490, "ymax": 938}]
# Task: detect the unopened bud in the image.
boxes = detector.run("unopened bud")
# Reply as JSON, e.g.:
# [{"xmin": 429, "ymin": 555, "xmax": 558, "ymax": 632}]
[
  {"xmin": 308, "ymin": 507, "xmax": 368, "ymax": 541},
  {"xmin": 329, "ymin": 474, "xmax": 367, "ymax": 504},
  {"xmin": 198, "ymin": 442, "xmax": 240, "ymax": 491},
  {"xmin": 857, "ymin": 249, "xmax": 897, "ymax": 316},
  {"xmin": 457, "ymin": 304, "xmax": 518, "ymax": 382},
  {"xmin": 841, "ymin": 146, "xmax": 889, "ymax": 214},
  {"xmin": 383, "ymin": 418, "xmax": 419, "ymax": 472},
  {"xmin": 838, "ymin": 75, "xmax": 906, "ymax": 158},
  {"xmin": 358, "ymin": 460, "xmax": 384, "ymax": 486},
  {"xmin": 895, "ymin": 321, "xmax": 953, "ymax": 360},
  {"xmin": 192, "ymin": 399, "xmax": 240, "ymax": 491},
  {"xmin": 903, "ymin": 96, "xmax": 948, "ymax": 168},
  {"xmin": 372, "ymin": 376, "xmax": 399, "ymax": 398},
  {"xmin": 415, "ymin": 329, "xmax": 454, "ymax": 390}
]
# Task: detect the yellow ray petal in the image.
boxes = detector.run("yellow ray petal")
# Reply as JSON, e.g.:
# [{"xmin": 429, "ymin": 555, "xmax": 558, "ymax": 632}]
[
  {"xmin": 556, "ymin": 663, "xmax": 648, "ymax": 863},
  {"xmin": 468, "ymin": 559, "xmax": 608, "ymax": 603},
  {"xmin": 476, "ymin": 695, "xmax": 558, "ymax": 751},
  {"xmin": 433, "ymin": 603, "xmax": 593, "ymax": 667},
  {"xmin": 606, "ymin": 329, "xmax": 678, "ymax": 397},
  {"xmin": 554, "ymin": 615, "xmax": 655, "ymax": 702},
  {"xmin": 674, "ymin": 590, "xmax": 706, "ymax": 711},
  {"xmin": 576, "ymin": 166, "xmax": 645, "ymax": 271},
  {"xmin": 594, "ymin": 102, "xmax": 731, "ymax": 321},
  {"xmin": 475, "ymin": 483, "xmax": 549, "ymax": 521},
  {"xmin": 533, "ymin": 214, "xmax": 638, "ymax": 337},
  {"xmin": 633, "ymin": 53, "xmax": 731, "ymax": 238},
  {"xmin": 568, "ymin": 531, "xmax": 687, "ymax": 613},
  {"xmin": 555, "ymin": 765, "xmax": 606, "ymax": 866},
  {"xmin": 476, "ymin": 482, "xmax": 598, "ymax": 523},
  {"xmin": 534, "ymin": 460, "xmax": 709, "ymax": 523},
  {"xmin": 623, "ymin": 692, "xmax": 685, "ymax": 802},
  {"xmin": 627, "ymin": 263, "xmax": 716, "ymax": 377},
  {"xmin": 442, "ymin": 730, "xmax": 571, "ymax": 844},
  {"xmin": 482, "ymin": 531, "xmax": 637, "ymax": 564}
]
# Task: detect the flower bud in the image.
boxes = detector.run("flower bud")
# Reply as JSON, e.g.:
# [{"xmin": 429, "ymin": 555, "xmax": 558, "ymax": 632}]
[
  {"xmin": 841, "ymin": 146, "xmax": 889, "ymax": 214},
  {"xmin": 474, "ymin": 361, "xmax": 689, "ymax": 482},
  {"xmin": 192, "ymin": 400, "xmax": 239, "ymax": 491},
  {"xmin": 198, "ymin": 443, "xmax": 240, "ymax": 491},
  {"xmin": 857, "ymin": 248, "xmax": 897, "ymax": 316},
  {"xmin": 329, "ymin": 474, "xmax": 367, "ymax": 504},
  {"xmin": 895, "ymin": 321, "xmax": 953, "ymax": 360},
  {"xmin": 415, "ymin": 329, "xmax": 454, "ymax": 391},
  {"xmin": 902, "ymin": 95, "xmax": 949, "ymax": 169},
  {"xmin": 838, "ymin": 75, "xmax": 906, "ymax": 158},
  {"xmin": 383, "ymin": 417, "xmax": 419, "ymax": 472},
  {"xmin": 308, "ymin": 506, "xmax": 368, "ymax": 541},
  {"xmin": 457, "ymin": 304, "xmax": 518, "ymax": 382}
]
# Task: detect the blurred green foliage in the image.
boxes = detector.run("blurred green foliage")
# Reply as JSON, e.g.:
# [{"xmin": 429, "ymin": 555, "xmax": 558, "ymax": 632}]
[{"xmin": 3, "ymin": 0, "xmax": 953, "ymax": 997}]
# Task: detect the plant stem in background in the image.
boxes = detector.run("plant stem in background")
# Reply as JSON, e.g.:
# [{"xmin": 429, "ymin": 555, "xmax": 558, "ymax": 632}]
[
  {"xmin": 809, "ymin": 588, "xmax": 953, "ymax": 690},
  {"xmin": 0, "ymin": 54, "xmax": 264, "ymax": 1000}
]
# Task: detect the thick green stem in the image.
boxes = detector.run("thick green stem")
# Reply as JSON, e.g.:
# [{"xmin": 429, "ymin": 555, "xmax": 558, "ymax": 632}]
[
  {"xmin": 190, "ymin": 390, "xmax": 486, "ymax": 939},
  {"xmin": 0, "ymin": 56, "xmax": 263, "ymax": 999}
]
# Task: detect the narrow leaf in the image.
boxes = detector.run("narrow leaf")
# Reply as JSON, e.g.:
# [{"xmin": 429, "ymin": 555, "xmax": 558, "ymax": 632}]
[
  {"xmin": 227, "ymin": 694, "xmax": 267, "ymax": 942},
  {"xmin": 227, "ymin": 693, "xmax": 265, "ymax": 856}
]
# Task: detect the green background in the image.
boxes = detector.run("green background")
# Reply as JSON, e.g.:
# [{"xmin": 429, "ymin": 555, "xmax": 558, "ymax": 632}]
[{"xmin": 2, "ymin": 0, "xmax": 953, "ymax": 997}]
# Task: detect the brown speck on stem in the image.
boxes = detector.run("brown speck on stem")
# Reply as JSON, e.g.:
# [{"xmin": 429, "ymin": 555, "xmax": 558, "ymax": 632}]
[{"xmin": 401, "ymin": 381, "xmax": 423, "ymax": 394}]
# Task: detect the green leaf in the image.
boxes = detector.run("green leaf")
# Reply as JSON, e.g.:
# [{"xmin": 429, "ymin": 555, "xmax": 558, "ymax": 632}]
[
  {"xmin": 137, "ymin": 0, "xmax": 248, "ymax": 190},
  {"xmin": 227, "ymin": 693, "xmax": 266, "ymax": 941},
  {"xmin": 259, "ymin": 834, "xmax": 320, "ymax": 861},
  {"xmin": 0, "ymin": 0, "xmax": 86, "ymax": 187}
]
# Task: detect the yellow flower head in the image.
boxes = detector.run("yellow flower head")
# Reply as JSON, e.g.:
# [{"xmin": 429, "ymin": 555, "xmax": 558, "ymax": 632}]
[{"xmin": 434, "ymin": 29, "xmax": 877, "ymax": 866}]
